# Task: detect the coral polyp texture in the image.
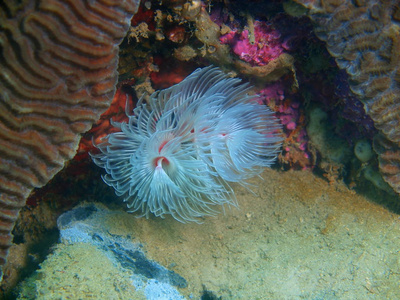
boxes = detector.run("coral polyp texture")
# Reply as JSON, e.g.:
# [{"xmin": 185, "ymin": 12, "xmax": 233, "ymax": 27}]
[
  {"xmin": 0, "ymin": 0, "xmax": 138, "ymax": 278},
  {"xmin": 220, "ymin": 20, "xmax": 285, "ymax": 66},
  {"xmin": 293, "ymin": 0, "xmax": 400, "ymax": 193},
  {"xmin": 91, "ymin": 67, "xmax": 283, "ymax": 223}
]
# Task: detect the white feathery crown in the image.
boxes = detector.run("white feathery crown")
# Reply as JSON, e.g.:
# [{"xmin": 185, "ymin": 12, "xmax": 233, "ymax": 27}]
[{"xmin": 91, "ymin": 66, "xmax": 283, "ymax": 223}]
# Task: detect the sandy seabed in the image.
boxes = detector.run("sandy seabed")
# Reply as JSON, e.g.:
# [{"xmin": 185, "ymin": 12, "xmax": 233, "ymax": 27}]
[{"xmin": 18, "ymin": 169, "xmax": 400, "ymax": 299}]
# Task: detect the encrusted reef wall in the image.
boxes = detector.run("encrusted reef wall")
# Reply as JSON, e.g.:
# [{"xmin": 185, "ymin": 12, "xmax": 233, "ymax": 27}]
[{"xmin": 292, "ymin": 0, "xmax": 400, "ymax": 193}]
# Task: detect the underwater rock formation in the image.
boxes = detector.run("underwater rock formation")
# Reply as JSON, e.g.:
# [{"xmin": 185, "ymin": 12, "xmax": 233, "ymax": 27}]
[
  {"xmin": 57, "ymin": 204, "xmax": 187, "ymax": 290},
  {"xmin": 0, "ymin": 0, "xmax": 139, "ymax": 279},
  {"xmin": 91, "ymin": 66, "xmax": 283, "ymax": 223},
  {"xmin": 293, "ymin": 0, "xmax": 400, "ymax": 193},
  {"xmin": 18, "ymin": 203, "xmax": 187, "ymax": 299}
]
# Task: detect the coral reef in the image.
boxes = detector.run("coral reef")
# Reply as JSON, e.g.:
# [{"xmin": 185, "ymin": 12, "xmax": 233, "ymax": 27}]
[
  {"xmin": 0, "ymin": 0, "xmax": 139, "ymax": 283},
  {"xmin": 373, "ymin": 134, "xmax": 400, "ymax": 193},
  {"xmin": 258, "ymin": 81, "xmax": 312, "ymax": 170},
  {"xmin": 77, "ymin": 79, "xmax": 136, "ymax": 159},
  {"xmin": 334, "ymin": 71, "xmax": 376, "ymax": 141},
  {"xmin": 158, "ymin": 2, "xmax": 296, "ymax": 83},
  {"xmin": 91, "ymin": 67, "xmax": 283, "ymax": 222},
  {"xmin": 195, "ymin": 7, "xmax": 295, "ymax": 83},
  {"xmin": 220, "ymin": 20, "xmax": 285, "ymax": 66},
  {"xmin": 306, "ymin": 106, "xmax": 352, "ymax": 183},
  {"xmin": 293, "ymin": 0, "xmax": 400, "ymax": 193},
  {"xmin": 8, "ymin": 0, "xmax": 400, "ymax": 295}
]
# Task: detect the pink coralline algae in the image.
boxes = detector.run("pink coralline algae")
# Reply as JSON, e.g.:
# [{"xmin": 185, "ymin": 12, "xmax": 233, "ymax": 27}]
[
  {"xmin": 220, "ymin": 21, "xmax": 285, "ymax": 66},
  {"xmin": 258, "ymin": 82, "xmax": 312, "ymax": 169},
  {"xmin": 258, "ymin": 83, "xmax": 300, "ymax": 137}
]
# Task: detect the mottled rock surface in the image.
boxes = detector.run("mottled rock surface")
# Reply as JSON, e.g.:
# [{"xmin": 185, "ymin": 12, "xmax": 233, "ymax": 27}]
[{"xmin": 17, "ymin": 169, "xmax": 400, "ymax": 299}]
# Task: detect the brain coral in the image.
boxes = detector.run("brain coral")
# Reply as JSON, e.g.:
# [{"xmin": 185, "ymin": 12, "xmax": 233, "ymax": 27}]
[
  {"xmin": 293, "ymin": 0, "xmax": 400, "ymax": 193},
  {"xmin": 0, "ymin": 0, "xmax": 138, "ymax": 278}
]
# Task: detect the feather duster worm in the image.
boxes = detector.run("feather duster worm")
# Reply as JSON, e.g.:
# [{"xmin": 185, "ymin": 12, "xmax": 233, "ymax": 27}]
[{"xmin": 91, "ymin": 67, "xmax": 283, "ymax": 223}]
